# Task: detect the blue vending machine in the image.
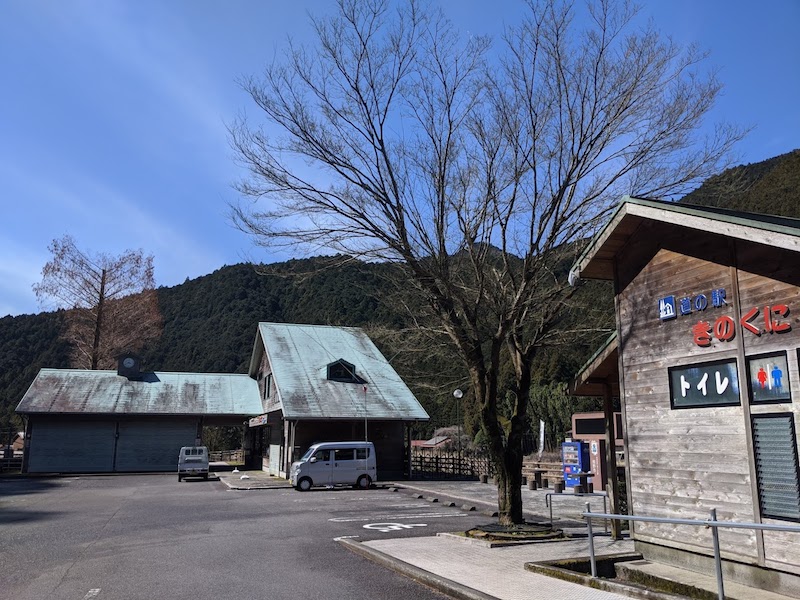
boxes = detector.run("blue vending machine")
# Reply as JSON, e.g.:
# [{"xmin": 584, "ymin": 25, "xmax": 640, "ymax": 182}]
[{"xmin": 561, "ymin": 441, "xmax": 590, "ymax": 488}]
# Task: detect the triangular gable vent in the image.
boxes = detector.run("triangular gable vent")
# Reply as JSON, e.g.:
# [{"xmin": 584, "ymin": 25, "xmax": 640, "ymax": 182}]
[{"xmin": 326, "ymin": 359, "xmax": 365, "ymax": 384}]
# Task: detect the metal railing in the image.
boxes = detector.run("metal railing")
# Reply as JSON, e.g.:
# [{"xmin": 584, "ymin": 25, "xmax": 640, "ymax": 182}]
[
  {"xmin": 546, "ymin": 492, "xmax": 608, "ymax": 533},
  {"xmin": 583, "ymin": 503, "xmax": 800, "ymax": 600}
]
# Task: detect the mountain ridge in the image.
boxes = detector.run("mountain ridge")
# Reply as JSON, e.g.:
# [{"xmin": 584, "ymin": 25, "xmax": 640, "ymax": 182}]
[{"xmin": 2, "ymin": 149, "xmax": 798, "ymax": 435}]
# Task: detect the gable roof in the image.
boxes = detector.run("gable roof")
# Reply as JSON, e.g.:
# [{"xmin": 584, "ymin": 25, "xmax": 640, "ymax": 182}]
[
  {"xmin": 571, "ymin": 332, "xmax": 619, "ymax": 397},
  {"xmin": 16, "ymin": 369, "xmax": 262, "ymax": 416},
  {"xmin": 570, "ymin": 195, "xmax": 800, "ymax": 282},
  {"xmin": 569, "ymin": 196, "xmax": 800, "ymax": 396},
  {"xmin": 251, "ymin": 322, "xmax": 429, "ymax": 421}
]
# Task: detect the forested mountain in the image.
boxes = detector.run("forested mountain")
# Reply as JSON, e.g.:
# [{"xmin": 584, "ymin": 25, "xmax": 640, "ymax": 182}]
[
  {"xmin": 2, "ymin": 149, "xmax": 797, "ymax": 439},
  {"xmin": 679, "ymin": 149, "xmax": 800, "ymax": 217}
]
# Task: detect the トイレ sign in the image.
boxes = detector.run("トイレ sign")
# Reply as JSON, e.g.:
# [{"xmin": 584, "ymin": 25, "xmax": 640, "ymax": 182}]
[{"xmin": 668, "ymin": 359, "xmax": 740, "ymax": 408}]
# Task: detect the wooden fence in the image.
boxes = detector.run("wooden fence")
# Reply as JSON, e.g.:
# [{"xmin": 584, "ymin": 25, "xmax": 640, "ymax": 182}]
[
  {"xmin": 0, "ymin": 456, "xmax": 22, "ymax": 473},
  {"xmin": 410, "ymin": 451, "xmax": 492, "ymax": 479},
  {"xmin": 410, "ymin": 450, "xmax": 566, "ymax": 484},
  {"xmin": 208, "ymin": 449, "xmax": 243, "ymax": 463}
]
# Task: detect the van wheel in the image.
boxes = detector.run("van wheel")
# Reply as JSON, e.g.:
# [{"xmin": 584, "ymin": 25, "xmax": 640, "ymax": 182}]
[
  {"xmin": 356, "ymin": 475, "xmax": 372, "ymax": 489},
  {"xmin": 203, "ymin": 473, "xmax": 209, "ymax": 480},
  {"xmin": 297, "ymin": 477, "xmax": 312, "ymax": 491}
]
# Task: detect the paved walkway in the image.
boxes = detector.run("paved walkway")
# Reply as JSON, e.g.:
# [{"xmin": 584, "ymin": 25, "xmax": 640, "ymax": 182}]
[
  {"xmin": 216, "ymin": 471, "xmax": 797, "ymax": 600},
  {"xmin": 360, "ymin": 534, "xmax": 633, "ymax": 600}
]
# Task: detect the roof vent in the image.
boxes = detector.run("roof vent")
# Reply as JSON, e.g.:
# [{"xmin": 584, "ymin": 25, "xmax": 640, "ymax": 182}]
[
  {"xmin": 326, "ymin": 359, "xmax": 365, "ymax": 384},
  {"xmin": 117, "ymin": 353, "xmax": 142, "ymax": 380}
]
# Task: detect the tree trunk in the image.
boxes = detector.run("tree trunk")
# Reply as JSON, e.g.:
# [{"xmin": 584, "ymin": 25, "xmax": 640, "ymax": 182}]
[
  {"xmin": 90, "ymin": 268, "xmax": 107, "ymax": 370},
  {"xmin": 495, "ymin": 441, "xmax": 524, "ymax": 525},
  {"xmin": 474, "ymin": 356, "xmax": 529, "ymax": 526}
]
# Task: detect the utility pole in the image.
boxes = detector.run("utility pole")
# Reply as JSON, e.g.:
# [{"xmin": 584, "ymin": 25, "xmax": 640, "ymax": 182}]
[{"xmin": 453, "ymin": 389, "xmax": 463, "ymax": 477}]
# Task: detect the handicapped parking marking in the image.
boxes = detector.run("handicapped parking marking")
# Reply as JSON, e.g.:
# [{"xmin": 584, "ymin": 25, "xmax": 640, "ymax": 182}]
[{"xmin": 363, "ymin": 522, "xmax": 427, "ymax": 533}]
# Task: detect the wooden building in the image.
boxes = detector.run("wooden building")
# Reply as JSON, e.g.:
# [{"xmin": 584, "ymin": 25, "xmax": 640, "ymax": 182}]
[
  {"xmin": 571, "ymin": 196, "xmax": 800, "ymax": 594},
  {"xmin": 245, "ymin": 323, "xmax": 429, "ymax": 480},
  {"xmin": 16, "ymin": 354, "xmax": 261, "ymax": 473},
  {"xmin": 17, "ymin": 324, "xmax": 428, "ymax": 479}
]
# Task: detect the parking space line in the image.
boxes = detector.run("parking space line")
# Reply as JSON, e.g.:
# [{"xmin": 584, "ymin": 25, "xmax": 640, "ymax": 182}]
[{"xmin": 330, "ymin": 513, "xmax": 466, "ymax": 522}]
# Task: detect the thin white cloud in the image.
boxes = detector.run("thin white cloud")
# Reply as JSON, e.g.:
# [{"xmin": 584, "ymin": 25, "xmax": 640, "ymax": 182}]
[
  {"xmin": 28, "ymin": 2, "xmax": 230, "ymax": 153},
  {"xmin": 0, "ymin": 238, "xmax": 48, "ymax": 317}
]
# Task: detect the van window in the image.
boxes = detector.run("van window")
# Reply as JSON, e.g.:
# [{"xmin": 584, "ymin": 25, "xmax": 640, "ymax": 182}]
[
  {"xmin": 334, "ymin": 448, "xmax": 354, "ymax": 461},
  {"xmin": 356, "ymin": 448, "xmax": 370, "ymax": 460},
  {"xmin": 314, "ymin": 449, "xmax": 332, "ymax": 461}
]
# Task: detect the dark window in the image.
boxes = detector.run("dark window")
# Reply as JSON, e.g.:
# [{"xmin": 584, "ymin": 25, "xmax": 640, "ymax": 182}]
[
  {"xmin": 752, "ymin": 414, "xmax": 800, "ymax": 522},
  {"xmin": 334, "ymin": 448, "xmax": 354, "ymax": 461},
  {"xmin": 266, "ymin": 373, "xmax": 272, "ymax": 399},
  {"xmin": 575, "ymin": 418, "xmax": 605, "ymax": 435},
  {"xmin": 356, "ymin": 448, "xmax": 370, "ymax": 460},
  {"xmin": 668, "ymin": 358, "xmax": 740, "ymax": 409},
  {"xmin": 327, "ymin": 359, "xmax": 364, "ymax": 383},
  {"xmin": 314, "ymin": 449, "xmax": 331, "ymax": 461}
]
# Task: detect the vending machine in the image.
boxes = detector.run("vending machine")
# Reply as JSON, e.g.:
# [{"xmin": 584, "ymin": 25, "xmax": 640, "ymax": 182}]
[{"xmin": 561, "ymin": 441, "xmax": 590, "ymax": 487}]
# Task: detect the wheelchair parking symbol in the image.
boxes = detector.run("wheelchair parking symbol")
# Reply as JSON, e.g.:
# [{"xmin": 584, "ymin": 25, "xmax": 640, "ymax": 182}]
[{"xmin": 363, "ymin": 522, "xmax": 427, "ymax": 533}]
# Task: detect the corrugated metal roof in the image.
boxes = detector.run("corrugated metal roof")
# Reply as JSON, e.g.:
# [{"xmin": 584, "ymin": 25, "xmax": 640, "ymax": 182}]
[
  {"xmin": 16, "ymin": 369, "xmax": 262, "ymax": 416},
  {"xmin": 257, "ymin": 323, "xmax": 429, "ymax": 421}
]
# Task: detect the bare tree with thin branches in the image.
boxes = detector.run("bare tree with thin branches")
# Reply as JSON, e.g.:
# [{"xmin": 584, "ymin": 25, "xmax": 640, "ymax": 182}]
[
  {"xmin": 230, "ymin": 0, "xmax": 745, "ymax": 524},
  {"xmin": 33, "ymin": 235, "xmax": 162, "ymax": 370}
]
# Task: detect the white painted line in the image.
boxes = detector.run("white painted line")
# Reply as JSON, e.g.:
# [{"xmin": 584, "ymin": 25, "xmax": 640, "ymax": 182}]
[
  {"xmin": 83, "ymin": 589, "xmax": 101, "ymax": 599},
  {"xmin": 329, "ymin": 513, "xmax": 466, "ymax": 522},
  {"xmin": 333, "ymin": 535, "xmax": 360, "ymax": 541}
]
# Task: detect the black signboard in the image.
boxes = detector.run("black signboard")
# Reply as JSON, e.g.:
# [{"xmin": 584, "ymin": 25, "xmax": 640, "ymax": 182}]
[{"xmin": 668, "ymin": 358, "xmax": 740, "ymax": 409}]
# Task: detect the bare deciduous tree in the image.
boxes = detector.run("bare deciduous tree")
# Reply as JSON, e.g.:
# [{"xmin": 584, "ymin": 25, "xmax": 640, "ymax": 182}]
[
  {"xmin": 33, "ymin": 235, "xmax": 162, "ymax": 370},
  {"xmin": 230, "ymin": 0, "xmax": 745, "ymax": 524}
]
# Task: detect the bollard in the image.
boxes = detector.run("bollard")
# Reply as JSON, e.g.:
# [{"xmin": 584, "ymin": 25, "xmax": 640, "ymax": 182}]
[
  {"xmin": 554, "ymin": 481, "xmax": 564, "ymax": 494},
  {"xmin": 542, "ymin": 478, "xmax": 549, "ymax": 489},
  {"xmin": 527, "ymin": 480, "xmax": 537, "ymax": 491},
  {"xmin": 588, "ymin": 482, "xmax": 594, "ymax": 494},
  {"xmin": 575, "ymin": 484, "xmax": 585, "ymax": 494},
  {"xmin": 480, "ymin": 474, "xmax": 488, "ymax": 484}
]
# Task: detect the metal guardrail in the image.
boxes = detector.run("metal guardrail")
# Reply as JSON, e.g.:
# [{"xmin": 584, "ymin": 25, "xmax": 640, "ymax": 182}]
[
  {"xmin": 0, "ymin": 456, "xmax": 23, "ymax": 472},
  {"xmin": 582, "ymin": 503, "xmax": 800, "ymax": 600},
  {"xmin": 546, "ymin": 492, "xmax": 608, "ymax": 533}
]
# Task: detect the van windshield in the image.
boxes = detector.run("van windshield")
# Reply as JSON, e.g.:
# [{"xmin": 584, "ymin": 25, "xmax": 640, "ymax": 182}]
[{"xmin": 300, "ymin": 447, "xmax": 316, "ymax": 461}]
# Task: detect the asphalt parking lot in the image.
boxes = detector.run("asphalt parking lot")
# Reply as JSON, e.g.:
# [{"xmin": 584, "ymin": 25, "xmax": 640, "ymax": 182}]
[{"xmin": 0, "ymin": 474, "xmax": 491, "ymax": 600}]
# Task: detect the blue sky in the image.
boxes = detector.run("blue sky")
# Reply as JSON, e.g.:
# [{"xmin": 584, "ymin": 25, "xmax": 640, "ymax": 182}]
[{"xmin": 1, "ymin": 1, "xmax": 798, "ymax": 318}]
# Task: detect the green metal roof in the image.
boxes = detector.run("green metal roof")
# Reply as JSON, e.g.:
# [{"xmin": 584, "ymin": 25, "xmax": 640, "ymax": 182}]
[
  {"xmin": 254, "ymin": 322, "xmax": 430, "ymax": 421},
  {"xmin": 16, "ymin": 369, "xmax": 262, "ymax": 416}
]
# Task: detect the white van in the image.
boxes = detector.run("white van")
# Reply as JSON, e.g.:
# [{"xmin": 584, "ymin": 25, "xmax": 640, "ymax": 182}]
[
  {"xmin": 290, "ymin": 441, "xmax": 376, "ymax": 491},
  {"xmin": 178, "ymin": 446, "xmax": 209, "ymax": 481}
]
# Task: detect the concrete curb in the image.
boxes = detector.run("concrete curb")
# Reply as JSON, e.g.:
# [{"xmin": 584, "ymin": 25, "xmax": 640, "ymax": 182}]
[
  {"xmin": 388, "ymin": 482, "xmax": 499, "ymax": 515},
  {"xmin": 338, "ymin": 537, "xmax": 500, "ymax": 600},
  {"xmin": 218, "ymin": 481, "xmax": 293, "ymax": 490},
  {"xmin": 388, "ymin": 482, "xmax": 587, "ymax": 527}
]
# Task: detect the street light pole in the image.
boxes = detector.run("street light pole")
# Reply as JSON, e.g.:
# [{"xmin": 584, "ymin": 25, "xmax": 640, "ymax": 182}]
[
  {"xmin": 363, "ymin": 385, "xmax": 368, "ymax": 443},
  {"xmin": 453, "ymin": 389, "xmax": 463, "ymax": 477}
]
